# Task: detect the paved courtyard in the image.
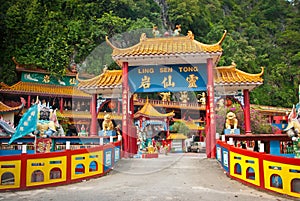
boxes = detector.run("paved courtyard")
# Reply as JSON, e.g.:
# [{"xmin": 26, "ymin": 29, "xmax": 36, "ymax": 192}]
[{"xmin": 0, "ymin": 153, "xmax": 295, "ymax": 201}]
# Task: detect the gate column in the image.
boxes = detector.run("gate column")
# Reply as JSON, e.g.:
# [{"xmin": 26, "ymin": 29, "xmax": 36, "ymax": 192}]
[
  {"xmin": 122, "ymin": 62, "xmax": 129, "ymax": 156},
  {"xmin": 206, "ymin": 58, "xmax": 216, "ymax": 158}
]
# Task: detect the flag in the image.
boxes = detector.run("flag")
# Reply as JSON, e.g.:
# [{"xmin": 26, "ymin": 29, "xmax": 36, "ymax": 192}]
[{"xmin": 8, "ymin": 104, "xmax": 38, "ymax": 145}]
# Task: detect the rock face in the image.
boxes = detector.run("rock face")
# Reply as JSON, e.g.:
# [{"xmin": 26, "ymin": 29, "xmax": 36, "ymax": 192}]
[{"xmin": 153, "ymin": 0, "xmax": 171, "ymax": 30}]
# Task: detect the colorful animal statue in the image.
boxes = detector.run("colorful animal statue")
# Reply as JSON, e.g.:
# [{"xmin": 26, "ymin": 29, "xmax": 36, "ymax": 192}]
[
  {"xmin": 173, "ymin": 25, "xmax": 181, "ymax": 36},
  {"xmin": 152, "ymin": 26, "xmax": 161, "ymax": 38},
  {"xmin": 225, "ymin": 112, "xmax": 238, "ymax": 129}
]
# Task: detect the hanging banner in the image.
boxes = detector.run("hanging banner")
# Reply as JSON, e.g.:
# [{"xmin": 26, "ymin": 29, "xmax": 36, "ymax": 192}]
[
  {"xmin": 128, "ymin": 64, "xmax": 207, "ymax": 93},
  {"xmin": 21, "ymin": 72, "xmax": 77, "ymax": 86}
]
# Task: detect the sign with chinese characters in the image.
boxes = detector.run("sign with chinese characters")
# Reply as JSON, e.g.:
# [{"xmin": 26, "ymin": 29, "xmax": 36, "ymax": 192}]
[
  {"xmin": 21, "ymin": 72, "xmax": 77, "ymax": 86},
  {"xmin": 128, "ymin": 64, "xmax": 207, "ymax": 93}
]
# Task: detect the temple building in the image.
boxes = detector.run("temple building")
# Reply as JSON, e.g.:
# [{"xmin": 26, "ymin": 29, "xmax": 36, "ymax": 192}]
[{"xmin": 77, "ymin": 30, "xmax": 264, "ymax": 157}]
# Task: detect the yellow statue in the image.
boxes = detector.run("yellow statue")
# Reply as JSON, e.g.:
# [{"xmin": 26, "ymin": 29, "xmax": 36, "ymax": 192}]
[
  {"xmin": 159, "ymin": 92, "xmax": 171, "ymax": 102},
  {"xmin": 225, "ymin": 112, "xmax": 238, "ymax": 129},
  {"xmin": 102, "ymin": 114, "xmax": 114, "ymax": 131},
  {"xmin": 198, "ymin": 92, "xmax": 206, "ymax": 105}
]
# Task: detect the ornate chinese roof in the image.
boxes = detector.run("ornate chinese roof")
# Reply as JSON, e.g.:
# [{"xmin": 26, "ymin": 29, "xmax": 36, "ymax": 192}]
[
  {"xmin": 134, "ymin": 99, "xmax": 175, "ymax": 119},
  {"xmin": 0, "ymin": 101, "xmax": 23, "ymax": 113},
  {"xmin": 77, "ymin": 63, "xmax": 263, "ymax": 93},
  {"xmin": 173, "ymin": 119, "xmax": 205, "ymax": 131},
  {"xmin": 106, "ymin": 31, "xmax": 227, "ymax": 66},
  {"xmin": 214, "ymin": 62, "xmax": 264, "ymax": 92},
  {"xmin": 77, "ymin": 70, "xmax": 122, "ymax": 95},
  {"xmin": 56, "ymin": 111, "xmax": 122, "ymax": 120},
  {"xmin": 167, "ymin": 133, "xmax": 187, "ymax": 140},
  {"xmin": 0, "ymin": 82, "xmax": 90, "ymax": 98},
  {"xmin": 250, "ymin": 104, "xmax": 291, "ymax": 116}
]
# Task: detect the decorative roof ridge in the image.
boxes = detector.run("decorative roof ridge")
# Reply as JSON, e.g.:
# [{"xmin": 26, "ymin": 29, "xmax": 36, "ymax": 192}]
[
  {"xmin": 216, "ymin": 62, "xmax": 264, "ymax": 78},
  {"xmin": 106, "ymin": 30, "xmax": 227, "ymax": 52},
  {"xmin": 0, "ymin": 100, "xmax": 24, "ymax": 112},
  {"xmin": 217, "ymin": 30, "xmax": 227, "ymax": 45},
  {"xmin": 235, "ymin": 66, "xmax": 264, "ymax": 78},
  {"xmin": 8, "ymin": 81, "xmax": 77, "ymax": 88},
  {"xmin": 0, "ymin": 82, "xmax": 10, "ymax": 89},
  {"xmin": 77, "ymin": 69, "xmax": 122, "ymax": 84}
]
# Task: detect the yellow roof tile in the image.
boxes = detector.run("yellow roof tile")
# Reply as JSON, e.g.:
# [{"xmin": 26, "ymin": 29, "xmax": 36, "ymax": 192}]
[
  {"xmin": 0, "ymin": 82, "xmax": 90, "ymax": 98},
  {"xmin": 134, "ymin": 99, "xmax": 175, "ymax": 119},
  {"xmin": 167, "ymin": 133, "xmax": 187, "ymax": 140},
  {"xmin": 174, "ymin": 119, "xmax": 205, "ymax": 131},
  {"xmin": 214, "ymin": 62, "xmax": 264, "ymax": 85},
  {"xmin": 106, "ymin": 31, "xmax": 227, "ymax": 57},
  {"xmin": 0, "ymin": 101, "xmax": 23, "ymax": 113},
  {"xmin": 56, "ymin": 111, "xmax": 122, "ymax": 120},
  {"xmin": 76, "ymin": 63, "xmax": 263, "ymax": 91},
  {"xmin": 77, "ymin": 70, "xmax": 122, "ymax": 90}
]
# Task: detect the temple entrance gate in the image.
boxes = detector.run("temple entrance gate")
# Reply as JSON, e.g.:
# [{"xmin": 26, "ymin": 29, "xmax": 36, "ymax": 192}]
[{"xmin": 106, "ymin": 30, "xmax": 227, "ymax": 158}]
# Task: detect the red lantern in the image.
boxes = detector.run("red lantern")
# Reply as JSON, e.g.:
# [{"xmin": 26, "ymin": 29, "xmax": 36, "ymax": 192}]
[
  {"xmin": 225, "ymin": 99, "xmax": 232, "ymax": 107},
  {"xmin": 108, "ymin": 101, "xmax": 116, "ymax": 109}
]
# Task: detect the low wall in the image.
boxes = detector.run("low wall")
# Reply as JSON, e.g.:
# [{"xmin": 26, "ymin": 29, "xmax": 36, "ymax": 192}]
[
  {"xmin": 216, "ymin": 140, "xmax": 300, "ymax": 198},
  {"xmin": 0, "ymin": 141, "xmax": 121, "ymax": 191}
]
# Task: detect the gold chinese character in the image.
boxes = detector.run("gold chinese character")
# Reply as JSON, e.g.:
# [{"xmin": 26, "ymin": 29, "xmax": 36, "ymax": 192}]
[
  {"xmin": 43, "ymin": 75, "xmax": 50, "ymax": 83},
  {"xmin": 69, "ymin": 78, "xmax": 76, "ymax": 85},
  {"xmin": 139, "ymin": 76, "xmax": 151, "ymax": 89},
  {"xmin": 161, "ymin": 75, "xmax": 175, "ymax": 88},
  {"xmin": 186, "ymin": 74, "xmax": 198, "ymax": 88}
]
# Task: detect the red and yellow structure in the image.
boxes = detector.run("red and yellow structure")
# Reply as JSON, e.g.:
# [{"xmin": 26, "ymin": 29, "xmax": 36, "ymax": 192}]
[
  {"xmin": 78, "ymin": 33, "xmax": 264, "ymax": 158},
  {"xmin": 217, "ymin": 139, "xmax": 300, "ymax": 198},
  {"xmin": 0, "ymin": 141, "xmax": 121, "ymax": 191}
]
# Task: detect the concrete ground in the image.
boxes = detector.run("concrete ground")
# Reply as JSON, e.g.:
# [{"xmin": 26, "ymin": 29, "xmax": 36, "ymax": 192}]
[{"xmin": 0, "ymin": 153, "xmax": 296, "ymax": 201}]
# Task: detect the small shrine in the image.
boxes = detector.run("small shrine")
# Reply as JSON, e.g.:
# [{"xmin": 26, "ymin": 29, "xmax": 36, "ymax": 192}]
[
  {"xmin": 0, "ymin": 100, "xmax": 24, "ymax": 136},
  {"xmin": 134, "ymin": 99, "xmax": 174, "ymax": 157}
]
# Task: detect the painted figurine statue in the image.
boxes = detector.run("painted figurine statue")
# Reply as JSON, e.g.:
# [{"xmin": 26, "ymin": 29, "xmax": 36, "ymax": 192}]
[{"xmin": 284, "ymin": 104, "xmax": 300, "ymax": 158}]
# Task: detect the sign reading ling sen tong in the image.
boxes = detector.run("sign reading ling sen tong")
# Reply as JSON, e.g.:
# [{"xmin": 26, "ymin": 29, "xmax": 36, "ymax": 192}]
[{"xmin": 128, "ymin": 64, "xmax": 207, "ymax": 93}]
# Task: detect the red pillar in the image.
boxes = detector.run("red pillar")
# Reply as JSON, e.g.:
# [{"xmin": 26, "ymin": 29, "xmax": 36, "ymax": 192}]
[
  {"xmin": 166, "ymin": 118, "xmax": 170, "ymax": 139},
  {"xmin": 122, "ymin": 62, "xmax": 129, "ymax": 156},
  {"xmin": 206, "ymin": 58, "xmax": 216, "ymax": 158},
  {"xmin": 27, "ymin": 95, "xmax": 31, "ymax": 108},
  {"xmin": 60, "ymin": 98, "xmax": 64, "ymax": 113},
  {"xmin": 205, "ymin": 95, "xmax": 211, "ymax": 158},
  {"xmin": 129, "ymin": 95, "xmax": 137, "ymax": 154},
  {"xmin": 90, "ymin": 94, "xmax": 97, "ymax": 136},
  {"xmin": 243, "ymin": 89, "xmax": 251, "ymax": 134}
]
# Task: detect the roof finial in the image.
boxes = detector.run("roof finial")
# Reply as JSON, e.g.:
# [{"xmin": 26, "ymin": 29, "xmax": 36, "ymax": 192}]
[
  {"xmin": 173, "ymin": 25, "xmax": 181, "ymax": 36},
  {"xmin": 187, "ymin": 30, "xmax": 194, "ymax": 40},
  {"xmin": 140, "ymin": 33, "xmax": 147, "ymax": 42},
  {"xmin": 103, "ymin": 64, "xmax": 108, "ymax": 73},
  {"xmin": 152, "ymin": 26, "xmax": 161, "ymax": 38}
]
